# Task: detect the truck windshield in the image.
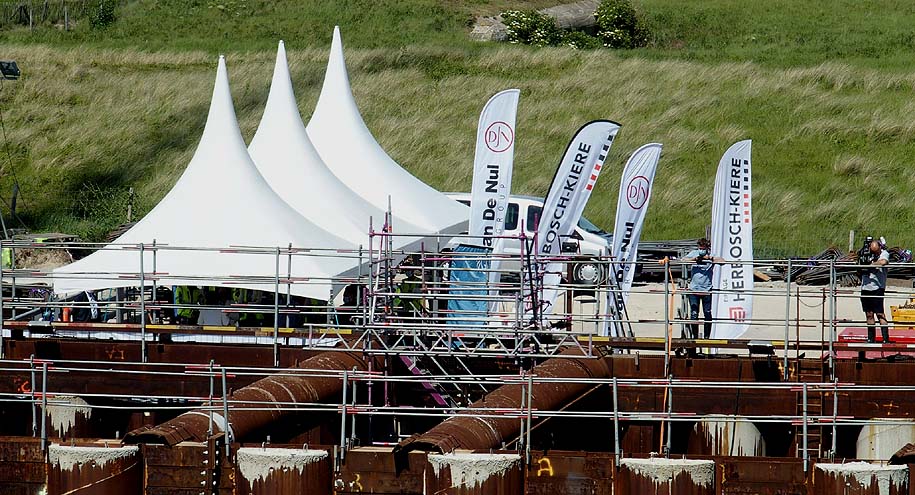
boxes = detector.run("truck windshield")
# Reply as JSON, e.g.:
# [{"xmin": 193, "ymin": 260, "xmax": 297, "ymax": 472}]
[{"xmin": 577, "ymin": 216, "xmax": 604, "ymax": 234}]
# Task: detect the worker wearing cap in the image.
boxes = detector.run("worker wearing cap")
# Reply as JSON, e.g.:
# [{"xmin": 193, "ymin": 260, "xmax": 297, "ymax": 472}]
[
  {"xmin": 859, "ymin": 239, "xmax": 890, "ymax": 343},
  {"xmin": 683, "ymin": 238, "xmax": 724, "ymax": 340}
]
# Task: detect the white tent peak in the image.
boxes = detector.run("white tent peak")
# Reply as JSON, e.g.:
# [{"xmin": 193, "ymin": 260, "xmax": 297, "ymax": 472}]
[
  {"xmin": 53, "ymin": 56, "xmax": 355, "ymax": 300},
  {"xmin": 249, "ymin": 40, "xmax": 421, "ymax": 245},
  {"xmin": 306, "ymin": 26, "xmax": 468, "ymax": 233}
]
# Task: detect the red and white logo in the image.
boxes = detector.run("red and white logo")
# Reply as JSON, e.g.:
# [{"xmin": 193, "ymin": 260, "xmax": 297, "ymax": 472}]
[
  {"xmin": 485, "ymin": 121, "xmax": 514, "ymax": 153},
  {"xmin": 626, "ymin": 175, "xmax": 650, "ymax": 209},
  {"xmin": 729, "ymin": 306, "xmax": 747, "ymax": 322}
]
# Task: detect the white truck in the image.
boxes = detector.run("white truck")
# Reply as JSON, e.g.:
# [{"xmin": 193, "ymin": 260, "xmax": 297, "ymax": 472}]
[{"xmin": 446, "ymin": 193, "xmax": 611, "ymax": 285}]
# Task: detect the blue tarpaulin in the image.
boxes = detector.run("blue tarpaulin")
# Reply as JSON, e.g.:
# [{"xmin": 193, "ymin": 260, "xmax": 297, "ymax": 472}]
[{"xmin": 447, "ymin": 245, "xmax": 489, "ymax": 326}]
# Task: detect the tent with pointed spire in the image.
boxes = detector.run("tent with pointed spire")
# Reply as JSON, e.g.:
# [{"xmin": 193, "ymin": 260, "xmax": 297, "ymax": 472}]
[
  {"xmin": 249, "ymin": 40, "xmax": 423, "ymax": 247},
  {"xmin": 53, "ymin": 56, "xmax": 356, "ymax": 300},
  {"xmin": 306, "ymin": 27, "xmax": 468, "ymax": 234}
]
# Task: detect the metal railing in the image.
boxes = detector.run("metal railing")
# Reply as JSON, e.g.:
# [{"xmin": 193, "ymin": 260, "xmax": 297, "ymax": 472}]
[
  {"xmin": 0, "ymin": 356, "xmax": 911, "ymax": 470},
  {"xmin": 1, "ymin": 236, "xmax": 912, "ymax": 368}
]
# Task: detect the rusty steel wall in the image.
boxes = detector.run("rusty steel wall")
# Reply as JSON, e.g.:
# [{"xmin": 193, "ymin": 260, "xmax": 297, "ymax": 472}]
[
  {"xmin": 46, "ymin": 443, "xmax": 141, "ymax": 495},
  {"xmin": 424, "ymin": 452, "xmax": 522, "ymax": 495},
  {"xmin": 812, "ymin": 463, "xmax": 909, "ymax": 495},
  {"xmin": 525, "ymin": 451, "xmax": 614, "ymax": 495},
  {"xmin": 0, "ymin": 438, "xmax": 45, "ymax": 494},
  {"xmin": 125, "ymin": 351, "xmax": 368, "ymax": 445},
  {"xmin": 398, "ymin": 349, "xmax": 610, "ymax": 453},
  {"xmin": 719, "ymin": 458, "xmax": 806, "ymax": 494},
  {"xmin": 5, "ymin": 435, "xmax": 915, "ymax": 494},
  {"xmin": 235, "ymin": 447, "xmax": 331, "ymax": 495},
  {"xmin": 142, "ymin": 439, "xmax": 235, "ymax": 494},
  {"xmin": 335, "ymin": 447, "xmax": 427, "ymax": 494},
  {"xmin": 615, "ymin": 458, "xmax": 715, "ymax": 495}
]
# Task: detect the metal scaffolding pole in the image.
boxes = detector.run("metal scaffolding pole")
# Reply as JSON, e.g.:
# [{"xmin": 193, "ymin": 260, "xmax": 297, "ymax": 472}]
[
  {"xmin": 273, "ymin": 247, "xmax": 280, "ymax": 368},
  {"xmin": 783, "ymin": 259, "xmax": 792, "ymax": 379},
  {"xmin": 139, "ymin": 243, "xmax": 147, "ymax": 363}
]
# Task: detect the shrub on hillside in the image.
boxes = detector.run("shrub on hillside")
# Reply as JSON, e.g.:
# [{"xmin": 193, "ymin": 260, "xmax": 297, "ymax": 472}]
[
  {"xmin": 595, "ymin": 0, "xmax": 649, "ymax": 48},
  {"xmin": 563, "ymin": 31, "xmax": 601, "ymax": 50},
  {"xmin": 89, "ymin": 0, "xmax": 117, "ymax": 29},
  {"xmin": 501, "ymin": 10, "xmax": 563, "ymax": 47}
]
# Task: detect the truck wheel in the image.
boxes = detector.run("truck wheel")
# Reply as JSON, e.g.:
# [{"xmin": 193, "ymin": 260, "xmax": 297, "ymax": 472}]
[{"xmin": 572, "ymin": 260, "xmax": 604, "ymax": 286}]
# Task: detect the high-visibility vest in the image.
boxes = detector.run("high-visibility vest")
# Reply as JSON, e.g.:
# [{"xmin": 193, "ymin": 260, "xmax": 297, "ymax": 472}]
[
  {"xmin": 233, "ymin": 288, "xmax": 264, "ymax": 325},
  {"xmin": 394, "ymin": 277, "xmax": 423, "ymax": 312},
  {"xmin": 175, "ymin": 286, "xmax": 201, "ymax": 318}
]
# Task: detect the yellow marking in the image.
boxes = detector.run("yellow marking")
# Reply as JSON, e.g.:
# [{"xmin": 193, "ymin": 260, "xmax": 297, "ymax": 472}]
[
  {"xmin": 319, "ymin": 328, "xmax": 352, "ymax": 335},
  {"xmin": 350, "ymin": 473, "xmax": 363, "ymax": 492},
  {"xmin": 695, "ymin": 339, "xmax": 728, "ymax": 345},
  {"xmin": 201, "ymin": 326, "xmax": 238, "ymax": 332},
  {"xmin": 635, "ymin": 338, "xmax": 666, "ymax": 344},
  {"xmin": 536, "ymin": 457, "xmax": 554, "ymax": 477},
  {"xmin": 255, "ymin": 327, "xmax": 296, "ymax": 335},
  {"xmin": 105, "ymin": 348, "xmax": 125, "ymax": 361}
]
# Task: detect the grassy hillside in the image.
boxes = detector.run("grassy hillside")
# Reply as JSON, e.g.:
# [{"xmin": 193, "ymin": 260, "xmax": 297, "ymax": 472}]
[{"xmin": 2, "ymin": 1, "xmax": 915, "ymax": 255}]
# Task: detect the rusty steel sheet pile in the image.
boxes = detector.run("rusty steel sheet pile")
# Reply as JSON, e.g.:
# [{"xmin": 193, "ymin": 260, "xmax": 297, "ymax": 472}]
[
  {"xmin": 4, "ymin": 345, "xmax": 915, "ymax": 493},
  {"xmin": 235, "ymin": 447, "xmax": 332, "ymax": 495},
  {"xmin": 47, "ymin": 442, "xmax": 142, "ymax": 494}
]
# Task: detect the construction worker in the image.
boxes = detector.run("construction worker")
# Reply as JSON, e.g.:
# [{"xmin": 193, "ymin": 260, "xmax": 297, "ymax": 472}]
[
  {"xmin": 70, "ymin": 290, "xmax": 100, "ymax": 323},
  {"xmin": 231, "ymin": 288, "xmax": 266, "ymax": 327},
  {"xmin": 198, "ymin": 287, "xmax": 231, "ymax": 326},
  {"xmin": 682, "ymin": 238, "xmax": 724, "ymax": 340},
  {"xmin": 394, "ymin": 268, "xmax": 426, "ymax": 317},
  {"xmin": 858, "ymin": 238, "xmax": 890, "ymax": 343},
  {"xmin": 174, "ymin": 285, "xmax": 203, "ymax": 325}
]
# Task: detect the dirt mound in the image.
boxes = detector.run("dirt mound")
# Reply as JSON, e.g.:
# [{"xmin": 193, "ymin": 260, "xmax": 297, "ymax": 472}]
[{"xmin": 15, "ymin": 247, "xmax": 73, "ymax": 270}]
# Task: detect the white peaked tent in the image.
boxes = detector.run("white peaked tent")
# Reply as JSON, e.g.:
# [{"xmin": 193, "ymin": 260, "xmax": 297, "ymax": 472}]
[
  {"xmin": 248, "ymin": 41, "xmax": 423, "ymax": 247},
  {"xmin": 306, "ymin": 27, "xmax": 468, "ymax": 233},
  {"xmin": 53, "ymin": 57, "xmax": 356, "ymax": 300}
]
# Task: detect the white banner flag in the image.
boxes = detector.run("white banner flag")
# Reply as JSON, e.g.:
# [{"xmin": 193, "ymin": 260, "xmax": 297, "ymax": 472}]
[
  {"xmin": 605, "ymin": 143, "xmax": 662, "ymax": 336},
  {"xmin": 524, "ymin": 120, "xmax": 621, "ymax": 321},
  {"xmin": 469, "ymin": 89, "xmax": 520, "ymax": 247},
  {"xmin": 710, "ymin": 140, "xmax": 753, "ymax": 339}
]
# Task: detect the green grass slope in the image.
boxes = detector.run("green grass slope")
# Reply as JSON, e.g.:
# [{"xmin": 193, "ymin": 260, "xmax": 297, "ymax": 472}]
[{"xmin": 2, "ymin": 1, "xmax": 915, "ymax": 255}]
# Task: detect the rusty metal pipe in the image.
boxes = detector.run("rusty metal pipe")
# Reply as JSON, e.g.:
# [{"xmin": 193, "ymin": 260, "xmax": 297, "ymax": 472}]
[
  {"xmin": 397, "ymin": 349, "xmax": 610, "ymax": 453},
  {"xmin": 124, "ymin": 352, "xmax": 368, "ymax": 446}
]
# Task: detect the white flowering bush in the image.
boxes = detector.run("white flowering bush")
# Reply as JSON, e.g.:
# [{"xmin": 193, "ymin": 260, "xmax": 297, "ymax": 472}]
[
  {"xmin": 502, "ymin": 10, "xmax": 563, "ymax": 47},
  {"xmin": 594, "ymin": 0, "xmax": 649, "ymax": 48}
]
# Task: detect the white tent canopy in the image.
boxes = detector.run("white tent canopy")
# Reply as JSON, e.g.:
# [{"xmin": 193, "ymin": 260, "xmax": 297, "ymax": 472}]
[
  {"xmin": 306, "ymin": 27, "xmax": 468, "ymax": 234},
  {"xmin": 248, "ymin": 41, "xmax": 423, "ymax": 247},
  {"xmin": 53, "ymin": 57, "xmax": 357, "ymax": 300}
]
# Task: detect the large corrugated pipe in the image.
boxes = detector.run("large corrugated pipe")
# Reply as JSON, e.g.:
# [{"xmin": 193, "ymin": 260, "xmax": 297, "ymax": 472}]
[
  {"xmin": 124, "ymin": 352, "xmax": 368, "ymax": 446},
  {"xmin": 396, "ymin": 348, "xmax": 610, "ymax": 453}
]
